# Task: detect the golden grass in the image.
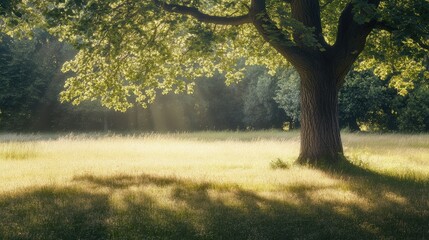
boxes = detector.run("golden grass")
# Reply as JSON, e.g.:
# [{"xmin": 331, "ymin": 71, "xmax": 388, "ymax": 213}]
[
  {"xmin": 0, "ymin": 132, "xmax": 300, "ymax": 191},
  {"xmin": 0, "ymin": 131, "xmax": 428, "ymax": 239}
]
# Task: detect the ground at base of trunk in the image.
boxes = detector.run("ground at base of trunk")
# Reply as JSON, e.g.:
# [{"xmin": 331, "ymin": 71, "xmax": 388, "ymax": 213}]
[
  {"xmin": 294, "ymin": 155, "xmax": 381, "ymax": 179},
  {"xmin": 295, "ymin": 153, "xmax": 348, "ymax": 168}
]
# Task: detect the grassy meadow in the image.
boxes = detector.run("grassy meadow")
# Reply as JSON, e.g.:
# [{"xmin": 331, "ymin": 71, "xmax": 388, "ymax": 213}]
[{"xmin": 0, "ymin": 131, "xmax": 428, "ymax": 239}]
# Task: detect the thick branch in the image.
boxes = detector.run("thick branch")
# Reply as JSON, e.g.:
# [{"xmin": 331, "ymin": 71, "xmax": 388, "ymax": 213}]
[
  {"xmin": 373, "ymin": 21, "xmax": 395, "ymax": 32},
  {"xmin": 152, "ymin": 0, "xmax": 251, "ymax": 25},
  {"xmin": 250, "ymin": 0, "xmax": 313, "ymax": 70},
  {"xmin": 290, "ymin": 0, "xmax": 327, "ymax": 48},
  {"xmin": 332, "ymin": 1, "xmax": 381, "ymax": 86}
]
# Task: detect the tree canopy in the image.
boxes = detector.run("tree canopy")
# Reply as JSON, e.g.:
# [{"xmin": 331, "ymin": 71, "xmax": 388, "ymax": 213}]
[
  {"xmin": 1, "ymin": 0, "xmax": 427, "ymax": 111},
  {"xmin": 1, "ymin": 0, "xmax": 428, "ymax": 163},
  {"xmin": 1, "ymin": 31, "xmax": 427, "ymax": 132}
]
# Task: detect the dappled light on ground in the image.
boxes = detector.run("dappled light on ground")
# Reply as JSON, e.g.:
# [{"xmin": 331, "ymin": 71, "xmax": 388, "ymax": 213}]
[
  {"xmin": 0, "ymin": 169, "xmax": 427, "ymax": 239},
  {"xmin": 0, "ymin": 132, "xmax": 428, "ymax": 239}
]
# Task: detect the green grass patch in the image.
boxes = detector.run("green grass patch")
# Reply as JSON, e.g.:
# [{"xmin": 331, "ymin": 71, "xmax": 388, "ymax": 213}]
[
  {"xmin": 270, "ymin": 158, "xmax": 290, "ymax": 169},
  {"xmin": 0, "ymin": 131, "xmax": 428, "ymax": 239}
]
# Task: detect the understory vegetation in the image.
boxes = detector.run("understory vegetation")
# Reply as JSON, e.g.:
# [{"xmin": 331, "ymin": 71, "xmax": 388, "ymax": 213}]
[
  {"xmin": 1, "ymin": 32, "xmax": 428, "ymax": 133},
  {"xmin": 1, "ymin": 131, "xmax": 428, "ymax": 239}
]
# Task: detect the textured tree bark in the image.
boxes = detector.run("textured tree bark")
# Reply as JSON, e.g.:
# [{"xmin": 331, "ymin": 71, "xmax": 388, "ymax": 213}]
[
  {"xmin": 296, "ymin": 66, "xmax": 344, "ymax": 165},
  {"xmin": 155, "ymin": 0, "xmax": 380, "ymax": 166}
]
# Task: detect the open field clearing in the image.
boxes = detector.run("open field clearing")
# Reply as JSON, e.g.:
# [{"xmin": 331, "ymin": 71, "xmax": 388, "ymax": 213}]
[{"xmin": 0, "ymin": 131, "xmax": 428, "ymax": 239}]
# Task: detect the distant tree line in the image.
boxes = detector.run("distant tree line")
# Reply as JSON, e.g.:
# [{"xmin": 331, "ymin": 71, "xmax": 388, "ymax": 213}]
[{"xmin": 0, "ymin": 32, "xmax": 428, "ymax": 132}]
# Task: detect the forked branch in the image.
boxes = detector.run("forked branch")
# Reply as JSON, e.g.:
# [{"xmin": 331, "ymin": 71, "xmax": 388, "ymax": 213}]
[
  {"xmin": 250, "ymin": 0, "xmax": 312, "ymax": 69},
  {"xmin": 332, "ymin": 0, "xmax": 381, "ymax": 85},
  {"xmin": 153, "ymin": 0, "xmax": 312, "ymax": 69}
]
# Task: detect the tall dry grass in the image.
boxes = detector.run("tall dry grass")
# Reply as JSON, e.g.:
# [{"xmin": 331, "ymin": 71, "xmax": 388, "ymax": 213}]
[{"xmin": 0, "ymin": 131, "xmax": 428, "ymax": 239}]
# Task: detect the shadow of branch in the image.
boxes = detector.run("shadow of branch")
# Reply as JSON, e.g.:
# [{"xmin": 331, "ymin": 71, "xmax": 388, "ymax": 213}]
[
  {"xmin": 0, "ymin": 187, "xmax": 110, "ymax": 240},
  {"xmin": 0, "ymin": 169, "xmax": 427, "ymax": 240}
]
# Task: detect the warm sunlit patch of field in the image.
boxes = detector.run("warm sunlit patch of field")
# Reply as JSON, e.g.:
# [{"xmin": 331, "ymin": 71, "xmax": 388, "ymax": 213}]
[{"xmin": 0, "ymin": 131, "xmax": 428, "ymax": 239}]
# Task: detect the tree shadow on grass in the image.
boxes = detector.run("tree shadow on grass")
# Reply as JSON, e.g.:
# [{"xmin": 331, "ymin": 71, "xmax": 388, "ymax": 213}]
[
  {"xmin": 317, "ymin": 160, "xmax": 429, "ymax": 238},
  {"xmin": 0, "ymin": 163, "xmax": 427, "ymax": 240},
  {"xmin": 0, "ymin": 187, "xmax": 110, "ymax": 240}
]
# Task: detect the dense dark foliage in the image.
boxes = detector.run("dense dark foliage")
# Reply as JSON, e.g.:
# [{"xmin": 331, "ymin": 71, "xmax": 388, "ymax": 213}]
[{"xmin": 0, "ymin": 33, "xmax": 428, "ymax": 132}]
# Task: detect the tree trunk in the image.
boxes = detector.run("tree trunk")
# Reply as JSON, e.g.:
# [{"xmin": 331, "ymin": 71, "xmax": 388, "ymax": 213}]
[{"xmin": 296, "ymin": 67, "xmax": 344, "ymax": 165}]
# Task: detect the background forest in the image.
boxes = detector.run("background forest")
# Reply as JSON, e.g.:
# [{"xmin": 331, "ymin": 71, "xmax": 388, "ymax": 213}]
[{"xmin": 1, "ymin": 31, "xmax": 428, "ymax": 132}]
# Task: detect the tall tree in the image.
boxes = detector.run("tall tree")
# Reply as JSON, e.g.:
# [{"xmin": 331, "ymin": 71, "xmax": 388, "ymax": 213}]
[
  {"xmin": 2, "ymin": 0, "xmax": 428, "ymax": 165},
  {"xmin": 242, "ymin": 66, "xmax": 285, "ymax": 129},
  {"xmin": 0, "ymin": 34, "xmax": 45, "ymax": 130},
  {"xmin": 338, "ymin": 71, "xmax": 398, "ymax": 132},
  {"xmin": 274, "ymin": 68, "xmax": 301, "ymax": 129}
]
